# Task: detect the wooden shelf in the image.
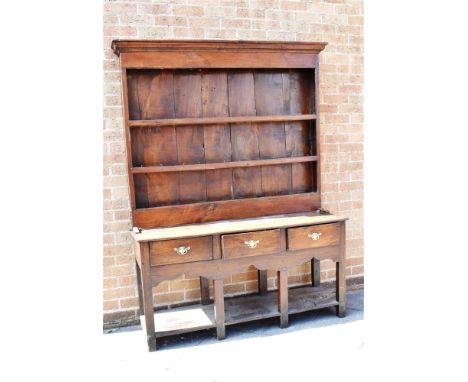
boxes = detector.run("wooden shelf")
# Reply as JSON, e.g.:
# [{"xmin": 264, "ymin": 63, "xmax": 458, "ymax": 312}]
[
  {"xmin": 141, "ymin": 285, "xmax": 338, "ymax": 338},
  {"xmin": 129, "ymin": 114, "xmax": 316, "ymax": 128},
  {"xmin": 132, "ymin": 156, "xmax": 317, "ymax": 174}
]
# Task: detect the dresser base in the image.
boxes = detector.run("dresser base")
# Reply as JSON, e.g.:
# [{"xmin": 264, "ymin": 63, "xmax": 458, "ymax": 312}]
[{"xmin": 134, "ymin": 213, "xmax": 347, "ymax": 351}]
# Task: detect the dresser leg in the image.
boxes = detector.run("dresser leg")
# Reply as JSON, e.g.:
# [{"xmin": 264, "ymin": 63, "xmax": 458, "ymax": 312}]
[
  {"xmin": 200, "ymin": 277, "xmax": 211, "ymax": 305},
  {"xmin": 135, "ymin": 261, "xmax": 144, "ymax": 316},
  {"xmin": 258, "ymin": 270, "xmax": 268, "ymax": 295},
  {"xmin": 140, "ymin": 242, "xmax": 156, "ymax": 351},
  {"xmin": 277, "ymin": 269, "xmax": 289, "ymax": 328},
  {"xmin": 311, "ymin": 258, "xmax": 321, "ymax": 287},
  {"xmin": 336, "ymin": 221, "xmax": 347, "ymax": 317},
  {"xmin": 336, "ymin": 260, "xmax": 346, "ymax": 317},
  {"xmin": 214, "ymin": 279, "xmax": 225, "ymax": 340}
]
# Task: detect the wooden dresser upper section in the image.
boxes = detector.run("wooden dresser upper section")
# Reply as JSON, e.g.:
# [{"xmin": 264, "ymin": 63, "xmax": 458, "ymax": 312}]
[{"xmin": 112, "ymin": 40, "xmax": 327, "ymax": 228}]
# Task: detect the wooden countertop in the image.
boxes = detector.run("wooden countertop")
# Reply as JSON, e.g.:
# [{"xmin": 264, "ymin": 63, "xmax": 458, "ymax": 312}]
[{"xmin": 132, "ymin": 212, "xmax": 347, "ymax": 242}]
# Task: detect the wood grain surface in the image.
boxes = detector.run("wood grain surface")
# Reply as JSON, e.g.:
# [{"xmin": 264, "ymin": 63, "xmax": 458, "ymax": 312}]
[
  {"xmin": 287, "ymin": 222, "xmax": 341, "ymax": 250},
  {"xmin": 221, "ymin": 229, "xmax": 281, "ymax": 259},
  {"xmin": 150, "ymin": 236, "xmax": 213, "ymax": 266}
]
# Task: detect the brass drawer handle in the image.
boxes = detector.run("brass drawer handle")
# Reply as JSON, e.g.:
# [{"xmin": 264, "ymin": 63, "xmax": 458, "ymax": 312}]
[
  {"xmin": 174, "ymin": 246, "xmax": 191, "ymax": 255},
  {"xmin": 244, "ymin": 239, "xmax": 260, "ymax": 249},
  {"xmin": 307, "ymin": 232, "xmax": 322, "ymax": 241}
]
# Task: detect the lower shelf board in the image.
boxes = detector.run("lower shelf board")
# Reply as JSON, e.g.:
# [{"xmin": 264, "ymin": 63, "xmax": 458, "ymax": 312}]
[{"xmin": 143, "ymin": 285, "xmax": 338, "ymax": 338}]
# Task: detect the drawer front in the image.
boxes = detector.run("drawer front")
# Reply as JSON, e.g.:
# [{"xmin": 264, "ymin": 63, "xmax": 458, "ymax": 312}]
[
  {"xmin": 150, "ymin": 236, "xmax": 213, "ymax": 266},
  {"xmin": 222, "ymin": 229, "xmax": 281, "ymax": 259},
  {"xmin": 287, "ymin": 223, "xmax": 340, "ymax": 250}
]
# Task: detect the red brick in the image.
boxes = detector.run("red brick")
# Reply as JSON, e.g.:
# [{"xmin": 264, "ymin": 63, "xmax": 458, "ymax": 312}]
[
  {"xmin": 280, "ymin": 1, "xmax": 307, "ymax": 11},
  {"xmin": 323, "ymin": 94, "xmax": 349, "ymax": 104},
  {"xmin": 265, "ymin": 10, "xmax": 295, "ymax": 21},
  {"xmin": 120, "ymin": 297, "xmax": 139, "ymax": 309},
  {"xmin": 338, "ymin": 84, "xmax": 362, "ymax": 94},
  {"xmin": 104, "ymin": 300, "xmax": 119, "ymax": 311},
  {"xmin": 224, "ymin": 283, "xmax": 245, "ymax": 295},
  {"xmin": 322, "ymin": 114, "xmax": 349, "ymax": 124},
  {"xmin": 170, "ymin": 278, "xmax": 200, "ymax": 291},
  {"xmin": 232, "ymin": 271, "xmax": 258, "ymax": 283},
  {"xmin": 289, "ymin": 274, "xmax": 310, "ymax": 285},
  {"xmin": 105, "ymin": 95, "xmax": 121, "ymax": 107},
  {"xmin": 103, "ymin": 257, "xmax": 115, "ymax": 267},
  {"xmin": 118, "ymin": 275, "xmax": 136, "ymax": 287},
  {"xmin": 119, "ymin": 14, "xmax": 153, "ymax": 26},
  {"xmin": 103, "ymin": 264, "xmax": 133, "ymax": 278},
  {"xmin": 150, "ymin": 281, "xmax": 166, "ymax": 294},
  {"xmin": 339, "ymin": 200, "xmax": 363, "ymax": 210},
  {"xmin": 185, "ymin": 289, "xmax": 201, "ymax": 301},
  {"xmin": 104, "ymin": 287, "xmax": 135, "ymax": 301},
  {"xmin": 103, "ymin": 26, "xmax": 137, "ymax": 37},
  {"xmin": 104, "ymin": 278, "xmax": 117, "ymax": 289},
  {"xmin": 137, "ymin": 4, "xmax": 170, "ymax": 15},
  {"xmin": 155, "ymin": 15, "xmax": 186, "ymax": 27},
  {"xmin": 205, "ymin": 29, "xmax": 232, "ymax": 39},
  {"xmin": 172, "ymin": 5, "xmax": 204, "ymax": 17},
  {"xmin": 189, "ymin": 17, "xmax": 220, "ymax": 28},
  {"xmin": 103, "ymin": 244, "xmax": 133, "ymax": 256},
  {"xmin": 340, "ymin": 143, "xmax": 363, "ymax": 152},
  {"xmin": 205, "ymin": 7, "xmax": 237, "ymax": 17},
  {"xmin": 251, "ymin": 0, "xmax": 279, "ymax": 9},
  {"xmin": 173, "ymin": 27, "xmax": 189, "ymax": 38},
  {"xmin": 104, "ymin": 3, "xmax": 137, "ymax": 15},
  {"xmin": 352, "ymin": 265, "xmax": 364, "ymax": 275},
  {"xmin": 138, "ymin": 27, "xmax": 171, "ymax": 39},
  {"xmin": 115, "ymin": 255, "xmax": 133, "ymax": 266},
  {"xmin": 154, "ymin": 292, "xmax": 184, "ymax": 305},
  {"xmin": 237, "ymin": 8, "xmax": 266, "ymax": 18},
  {"xmin": 237, "ymin": 30, "xmax": 267, "ymax": 39},
  {"xmin": 104, "ymin": 14, "xmax": 118, "ymax": 25},
  {"xmin": 113, "ymin": 210, "xmax": 131, "ymax": 221},
  {"xmin": 220, "ymin": 0, "xmax": 249, "ymax": 6},
  {"xmin": 348, "ymin": 16, "xmax": 364, "ymax": 25}
]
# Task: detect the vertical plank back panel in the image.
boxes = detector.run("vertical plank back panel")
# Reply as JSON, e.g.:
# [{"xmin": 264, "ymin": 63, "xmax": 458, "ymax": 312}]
[
  {"xmin": 201, "ymin": 70, "xmax": 233, "ymax": 201},
  {"xmin": 284, "ymin": 70, "xmax": 314, "ymax": 193},
  {"xmin": 254, "ymin": 70, "xmax": 290, "ymax": 196},
  {"xmin": 173, "ymin": 70, "xmax": 207, "ymax": 204},
  {"xmin": 127, "ymin": 71, "xmax": 148, "ymax": 207},
  {"xmin": 128, "ymin": 70, "xmax": 179, "ymax": 207},
  {"xmin": 228, "ymin": 70, "xmax": 262, "ymax": 198}
]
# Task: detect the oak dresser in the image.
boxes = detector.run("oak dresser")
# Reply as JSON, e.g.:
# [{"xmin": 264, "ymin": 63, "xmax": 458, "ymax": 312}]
[{"xmin": 111, "ymin": 39, "xmax": 347, "ymax": 351}]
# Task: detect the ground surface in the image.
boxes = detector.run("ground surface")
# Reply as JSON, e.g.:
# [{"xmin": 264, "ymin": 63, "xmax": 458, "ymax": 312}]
[{"xmin": 102, "ymin": 289, "xmax": 364, "ymax": 381}]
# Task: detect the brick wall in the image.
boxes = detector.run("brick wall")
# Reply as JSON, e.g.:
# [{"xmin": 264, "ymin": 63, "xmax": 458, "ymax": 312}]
[{"xmin": 103, "ymin": 0, "xmax": 364, "ymax": 328}]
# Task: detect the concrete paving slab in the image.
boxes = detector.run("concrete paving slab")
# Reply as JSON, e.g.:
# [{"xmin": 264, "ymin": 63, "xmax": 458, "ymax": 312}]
[{"xmin": 102, "ymin": 289, "xmax": 364, "ymax": 381}]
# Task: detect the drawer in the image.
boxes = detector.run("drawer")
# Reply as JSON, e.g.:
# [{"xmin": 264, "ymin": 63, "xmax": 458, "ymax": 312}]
[
  {"xmin": 150, "ymin": 236, "xmax": 213, "ymax": 266},
  {"xmin": 221, "ymin": 229, "xmax": 281, "ymax": 259},
  {"xmin": 287, "ymin": 223, "xmax": 340, "ymax": 250}
]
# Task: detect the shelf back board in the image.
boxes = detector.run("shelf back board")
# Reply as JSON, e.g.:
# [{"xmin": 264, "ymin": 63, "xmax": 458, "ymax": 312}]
[{"xmin": 112, "ymin": 40, "xmax": 326, "ymax": 228}]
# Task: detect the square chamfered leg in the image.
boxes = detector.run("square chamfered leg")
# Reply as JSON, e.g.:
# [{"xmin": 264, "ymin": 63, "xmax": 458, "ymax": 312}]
[
  {"xmin": 336, "ymin": 260, "xmax": 346, "ymax": 317},
  {"xmin": 200, "ymin": 277, "xmax": 211, "ymax": 305},
  {"xmin": 311, "ymin": 257, "xmax": 321, "ymax": 287},
  {"xmin": 135, "ymin": 261, "xmax": 144, "ymax": 315},
  {"xmin": 138, "ymin": 241, "xmax": 156, "ymax": 351},
  {"xmin": 213, "ymin": 278, "xmax": 225, "ymax": 340},
  {"xmin": 336, "ymin": 221, "xmax": 347, "ymax": 317},
  {"xmin": 258, "ymin": 270, "xmax": 268, "ymax": 295},
  {"xmin": 277, "ymin": 269, "xmax": 289, "ymax": 328}
]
